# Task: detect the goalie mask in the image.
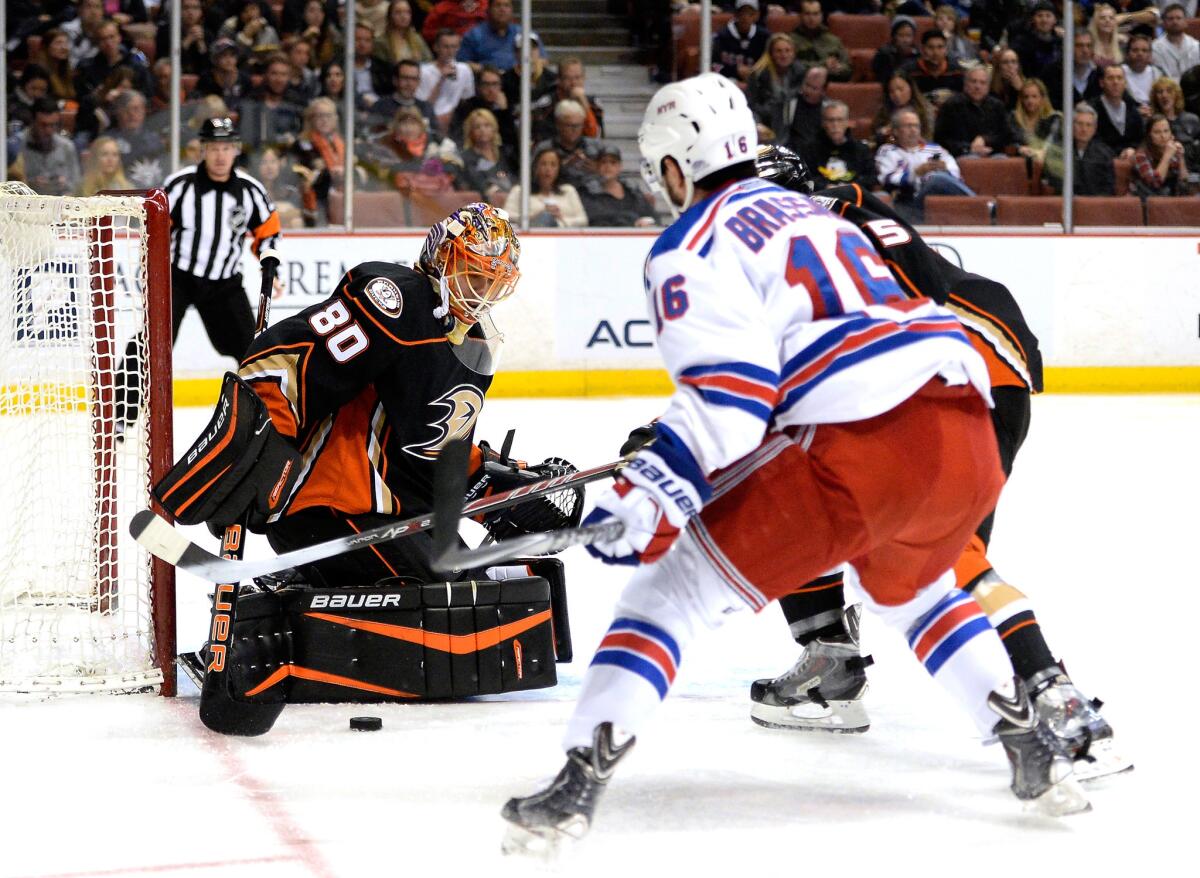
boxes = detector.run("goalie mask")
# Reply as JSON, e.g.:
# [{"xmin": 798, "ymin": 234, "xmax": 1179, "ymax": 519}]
[{"xmin": 418, "ymin": 203, "xmax": 520, "ymax": 344}]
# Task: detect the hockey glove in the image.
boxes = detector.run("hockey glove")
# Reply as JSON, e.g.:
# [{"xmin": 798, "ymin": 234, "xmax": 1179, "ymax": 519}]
[
  {"xmin": 585, "ymin": 425, "xmax": 711, "ymax": 566},
  {"xmin": 466, "ymin": 441, "xmax": 585, "ymax": 541},
  {"xmin": 619, "ymin": 421, "xmax": 658, "ymax": 457}
]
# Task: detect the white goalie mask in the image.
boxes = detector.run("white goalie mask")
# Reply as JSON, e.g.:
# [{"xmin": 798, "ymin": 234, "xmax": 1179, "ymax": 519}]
[{"xmin": 638, "ymin": 73, "xmax": 759, "ymax": 217}]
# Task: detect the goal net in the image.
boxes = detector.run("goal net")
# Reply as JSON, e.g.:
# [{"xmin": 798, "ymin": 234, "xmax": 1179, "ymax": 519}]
[{"xmin": 0, "ymin": 183, "xmax": 176, "ymax": 694}]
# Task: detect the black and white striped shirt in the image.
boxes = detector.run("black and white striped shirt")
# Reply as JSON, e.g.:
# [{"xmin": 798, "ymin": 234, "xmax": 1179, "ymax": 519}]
[{"xmin": 163, "ymin": 163, "xmax": 281, "ymax": 281}]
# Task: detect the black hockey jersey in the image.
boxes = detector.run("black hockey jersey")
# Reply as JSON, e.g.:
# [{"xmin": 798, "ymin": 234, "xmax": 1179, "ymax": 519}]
[
  {"xmin": 811, "ymin": 183, "xmax": 1043, "ymax": 392},
  {"xmin": 238, "ymin": 261, "xmax": 493, "ymax": 519}
]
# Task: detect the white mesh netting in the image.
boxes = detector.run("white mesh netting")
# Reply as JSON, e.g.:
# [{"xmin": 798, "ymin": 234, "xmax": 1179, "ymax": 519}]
[{"xmin": 0, "ymin": 182, "xmax": 165, "ymax": 693}]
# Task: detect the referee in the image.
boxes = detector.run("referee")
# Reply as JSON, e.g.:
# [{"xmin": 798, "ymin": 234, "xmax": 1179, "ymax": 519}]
[{"xmin": 118, "ymin": 117, "xmax": 282, "ymax": 429}]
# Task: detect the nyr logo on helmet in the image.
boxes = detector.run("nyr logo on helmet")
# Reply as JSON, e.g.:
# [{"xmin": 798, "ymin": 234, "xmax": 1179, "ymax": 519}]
[
  {"xmin": 656, "ymin": 100, "xmax": 676, "ymax": 114},
  {"xmin": 403, "ymin": 384, "xmax": 484, "ymax": 459},
  {"xmin": 364, "ymin": 277, "xmax": 403, "ymax": 317}
]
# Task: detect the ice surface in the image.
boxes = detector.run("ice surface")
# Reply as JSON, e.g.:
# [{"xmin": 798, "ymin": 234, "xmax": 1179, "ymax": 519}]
[{"xmin": 3, "ymin": 394, "xmax": 1196, "ymax": 876}]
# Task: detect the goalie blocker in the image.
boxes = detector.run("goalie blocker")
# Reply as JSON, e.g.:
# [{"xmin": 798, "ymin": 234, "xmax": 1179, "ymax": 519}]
[{"xmin": 195, "ymin": 558, "xmax": 572, "ymax": 735}]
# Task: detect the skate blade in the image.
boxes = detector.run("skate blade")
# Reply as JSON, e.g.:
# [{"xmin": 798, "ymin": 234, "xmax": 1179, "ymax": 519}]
[
  {"xmin": 1024, "ymin": 776, "xmax": 1092, "ymax": 818},
  {"xmin": 1073, "ymin": 737, "xmax": 1134, "ymax": 782},
  {"xmin": 501, "ymin": 822, "xmax": 571, "ymax": 859},
  {"xmin": 750, "ymin": 697, "xmax": 870, "ymax": 734}
]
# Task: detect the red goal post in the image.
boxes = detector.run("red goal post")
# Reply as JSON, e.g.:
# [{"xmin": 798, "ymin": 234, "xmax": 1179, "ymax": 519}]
[{"xmin": 0, "ymin": 184, "xmax": 176, "ymax": 695}]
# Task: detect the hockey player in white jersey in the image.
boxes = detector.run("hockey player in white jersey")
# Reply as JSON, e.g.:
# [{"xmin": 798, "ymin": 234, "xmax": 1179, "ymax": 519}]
[{"xmin": 499, "ymin": 74, "xmax": 1089, "ymax": 856}]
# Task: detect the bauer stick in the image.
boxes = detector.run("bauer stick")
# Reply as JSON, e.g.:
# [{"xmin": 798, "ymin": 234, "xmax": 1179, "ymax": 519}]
[
  {"xmin": 431, "ymin": 439, "xmax": 625, "ymax": 575},
  {"xmin": 131, "ymin": 455, "xmax": 625, "ymax": 582}
]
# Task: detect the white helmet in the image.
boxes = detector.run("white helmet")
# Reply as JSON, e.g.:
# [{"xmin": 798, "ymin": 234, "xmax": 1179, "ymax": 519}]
[{"xmin": 638, "ymin": 73, "xmax": 758, "ymax": 216}]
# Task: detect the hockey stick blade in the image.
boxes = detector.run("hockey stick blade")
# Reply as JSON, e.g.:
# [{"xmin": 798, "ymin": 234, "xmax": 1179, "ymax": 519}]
[
  {"xmin": 129, "ymin": 458, "xmax": 624, "ymax": 582},
  {"xmin": 435, "ymin": 520, "xmax": 626, "ymax": 573},
  {"xmin": 431, "ymin": 438, "xmax": 472, "ymax": 567}
]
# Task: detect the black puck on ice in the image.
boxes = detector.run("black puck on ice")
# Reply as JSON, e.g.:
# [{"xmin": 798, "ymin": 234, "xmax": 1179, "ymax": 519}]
[{"xmin": 349, "ymin": 716, "xmax": 382, "ymax": 731}]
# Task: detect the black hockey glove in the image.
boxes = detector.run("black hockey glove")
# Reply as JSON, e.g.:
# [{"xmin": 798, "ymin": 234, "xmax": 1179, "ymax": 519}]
[
  {"xmin": 153, "ymin": 373, "xmax": 301, "ymax": 536},
  {"xmin": 465, "ymin": 440, "xmax": 584, "ymax": 541},
  {"xmin": 620, "ymin": 421, "xmax": 658, "ymax": 457}
]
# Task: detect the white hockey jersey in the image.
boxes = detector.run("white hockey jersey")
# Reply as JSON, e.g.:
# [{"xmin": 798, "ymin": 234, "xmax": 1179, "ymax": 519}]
[{"xmin": 642, "ymin": 176, "xmax": 991, "ymax": 492}]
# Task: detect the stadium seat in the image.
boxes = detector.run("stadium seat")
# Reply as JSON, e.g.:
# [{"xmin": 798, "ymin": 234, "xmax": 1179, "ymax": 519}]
[
  {"xmin": 923, "ymin": 195, "xmax": 993, "ymax": 225},
  {"xmin": 827, "ymin": 82, "xmax": 883, "ymax": 120},
  {"xmin": 181, "ymin": 73, "xmax": 199, "ymax": 94},
  {"xmin": 1073, "ymin": 196, "xmax": 1144, "ymax": 226},
  {"xmin": 328, "ymin": 191, "xmax": 409, "ymax": 227},
  {"xmin": 851, "ymin": 116, "xmax": 874, "ymax": 140},
  {"xmin": 958, "ymin": 157, "xmax": 1031, "ymax": 196},
  {"xmin": 765, "ymin": 11, "xmax": 801, "ymax": 33},
  {"xmin": 672, "ymin": 7, "xmax": 734, "ymax": 79},
  {"xmin": 849, "ymin": 48, "xmax": 875, "ymax": 82},
  {"xmin": 827, "ymin": 14, "xmax": 890, "ymax": 50},
  {"xmin": 1145, "ymin": 196, "xmax": 1200, "ymax": 226},
  {"xmin": 994, "ymin": 195, "xmax": 1064, "ymax": 226},
  {"xmin": 874, "ymin": 191, "xmax": 892, "ymax": 206},
  {"xmin": 407, "ymin": 190, "xmax": 484, "ymax": 228},
  {"xmin": 1112, "ymin": 157, "xmax": 1132, "ymax": 196},
  {"xmin": 1187, "ymin": 17, "xmax": 1200, "ymax": 39}
]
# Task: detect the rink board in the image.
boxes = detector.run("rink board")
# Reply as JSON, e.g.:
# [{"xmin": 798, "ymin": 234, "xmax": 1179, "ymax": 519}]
[{"xmin": 169, "ymin": 230, "xmax": 1200, "ymax": 403}]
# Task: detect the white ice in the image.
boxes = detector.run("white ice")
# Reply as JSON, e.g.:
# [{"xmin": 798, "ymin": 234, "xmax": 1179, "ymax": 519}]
[{"xmin": 3, "ymin": 394, "xmax": 1197, "ymax": 877}]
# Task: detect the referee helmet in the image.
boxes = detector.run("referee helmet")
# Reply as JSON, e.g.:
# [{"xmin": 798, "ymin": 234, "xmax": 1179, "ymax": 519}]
[{"xmin": 199, "ymin": 117, "xmax": 239, "ymax": 142}]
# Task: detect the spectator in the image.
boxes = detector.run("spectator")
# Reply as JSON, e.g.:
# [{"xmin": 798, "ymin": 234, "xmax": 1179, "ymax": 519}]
[
  {"xmin": 418, "ymin": 29, "xmax": 476, "ymax": 133},
  {"xmin": 9, "ymin": 66, "xmax": 51, "ymax": 136},
  {"xmin": 533, "ymin": 99, "xmax": 603, "ymax": 189},
  {"xmin": 93, "ymin": 0, "xmax": 148, "ymax": 27},
  {"xmin": 1043, "ymin": 104, "xmax": 1117, "ymax": 195},
  {"xmin": 218, "ymin": 1, "xmax": 281, "ymax": 59},
  {"xmin": 1132, "ymin": 113, "xmax": 1191, "ymax": 194},
  {"xmin": 375, "ymin": 0, "xmax": 433, "ymax": 65},
  {"xmin": 7, "ymin": 99, "xmax": 81, "ymax": 196},
  {"xmin": 934, "ymin": 65, "xmax": 1016, "ymax": 158},
  {"xmin": 802, "ymin": 99, "xmax": 877, "ymax": 190},
  {"xmin": 1089, "ymin": 4, "xmax": 1124, "ymax": 68},
  {"xmin": 75, "ymin": 19, "xmax": 152, "ymax": 100},
  {"xmin": 458, "ymin": 107, "xmax": 516, "ymax": 202},
  {"xmin": 872, "ymin": 15, "xmax": 918, "ymax": 86},
  {"xmin": 61, "ymin": 0, "xmax": 105, "ymax": 68},
  {"xmin": 299, "ymin": 0, "xmax": 344, "ymax": 69},
  {"xmin": 108, "ymin": 90, "xmax": 165, "ymax": 187},
  {"xmin": 873, "ymin": 70, "xmax": 936, "ymax": 143},
  {"xmin": 256, "ymin": 144, "xmax": 305, "ymax": 214},
  {"xmin": 506, "ymin": 146, "xmax": 588, "ymax": 228},
  {"xmin": 902, "ymin": 28, "xmax": 964, "ymax": 102},
  {"xmin": 360, "ymin": 106, "xmax": 461, "ymax": 196},
  {"xmin": 792, "ymin": 0, "xmax": 851, "ymax": 82},
  {"xmin": 192, "ymin": 39, "xmax": 254, "ymax": 113},
  {"xmin": 78, "ymin": 135, "xmax": 132, "ymax": 195},
  {"xmin": 320, "ymin": 61, "xmax": 348, "ymax": 102},
  {"xmin": 532, "ymin": 57, "xmax": 605, "ymax": 142},
  {"xmin": 1010, "ymin": 1, "xmax": 1062, "ymax": 84},
  {"xmin": 35, "ymin": 29, "xmax": 78, "ymax": 104},
  {"xmin": 149, "ymin": 58, "xmax": 177, "ymax": 117},
  {"xmin": 712, "ymin": 0, "xmax": 769, "ymax": 86},
  {"xmin": 1091, "ymin": 64, "xmax": 1145, "ymax": 158},
  {"xmin": 935, "ymin": 5, "xmax": 978, "ymax": 65},
  {"xmin": 989, "ymin": 48, "xmax": 1025, "ymax": 111},
  {"xmin": 1122, "ymin": 34, "xmax": 1165, "ymax": 105},
  {"xmin": 1044, "ymin": 31, "xmax": 1103, "ymax": 110},
  {"xmin": 747, "ymin": 33, "xmax": 806, "ymax": 143},
  {"xmin": 352, "ymin": 23, "xmax": 394, "ymax": 110},
  {"xmin": 459, "ymin": 0, "xmax": 521, "ymax": 72},
  {"xmin": 358, "ymin": 0, "xmax": 391, "ymax": 37},
  {"xmin": 1012, "ymin": 78, "xmax": 1062, "ymax": 160},
  {"xmin": 580, "ymin": 144, "xmax": 658, "ymax": 227},
  {"xmin": 1153, "ymin": 4, "xmax": 1200, "ymax": 80},
  {"xmin": 786, "ymin": 66, "xmax": 829, "ymax": 155},
  {"xmin": 1112, "ymin": 0, "xmax": 1163, "ymax": 38},
  {"xmin": 284, "ymin": 36, "xmax": 321, "ymax": 102},
  {"xmin": 450, "ymin": 65, "xmax": 516, "ymax": 148},
  {"xmin": 875, "ymin": 107, "xmax": 974, "ymax": 221},
  {"xmin": 370, "ymin": 59, "xmax": 439, "ymax": 132},
  {"xmin": 158, "ymin": 0, "xmax": 212, "ymax": 75},
  {"xmin": 292, "ymin": 97, "xmax": 346, "ymax": 225},
  {"xmin": 421, "ymin": 0, "xmax": 487, "ymax": 45},
  {"xmin": 502, "ymin": 33, "xmax": 557, "ymax": 109},
  {"xmin": 1149, "ymin": 76, "xmax": 1200, "ymax": 167},
  {"xmin": 240, "ymin": 53, "xmax": 307, "ymax": 150}
]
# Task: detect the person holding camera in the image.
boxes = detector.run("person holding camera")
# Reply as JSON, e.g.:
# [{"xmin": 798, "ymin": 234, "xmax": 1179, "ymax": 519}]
[{"xmin": 417, "ymin": 28, "xmax": 475, "ymax": 135}]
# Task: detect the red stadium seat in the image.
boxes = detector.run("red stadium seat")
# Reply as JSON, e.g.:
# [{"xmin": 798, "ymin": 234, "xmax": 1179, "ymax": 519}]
[
  {"xmin": 328, "ymin": 190, "xmax": 484, "ymax": 229},
  {"xmin": 1187, "ymin": 17, "xmax": 1200, "ymax": 40},
  {"xmin": 1145, "ymin": 196, "xmax": 1200, "ymax": 226},
  {"xmin": 849, "ymin": 48, "xmax": 875, "ymax": 82},
  {"xmin": 827, "ymin": 13, "xmax": 890, "ymax": 50},
  {"xmin": 180, "ymin": 73, "xmax": 199, "ymax": 94},
  {"xmin": 672, "ymin": 6, "xmax": 734, "ymax": 79},
  {"xmin": 994, "ymin": 195, "xmax": 1063, "ymax": 226},
  {"xmin": 1072, "ymin": 196, "xmax": 1144, "ymax": 226},
  {"xmin": 850, "ymin": 116, "xmax": 874, "ymax": 141},
  {"xmin": 1112, "ymin": 158, "xmax": 1132, "ymax": 196},
  {"xmin": 827, "ymin": 82, "xmax": 884, "ymax": 119},
  {"xmin": 765, "ymin": 11, "xmax": 801, "ymax": 33},
  {"xmin": 923, "ymin": 195, "xmax": 993, "ymax": 225},
  {"xmin": 958, "ymin": 157, "xmax": 1032, "ymax": 196}
]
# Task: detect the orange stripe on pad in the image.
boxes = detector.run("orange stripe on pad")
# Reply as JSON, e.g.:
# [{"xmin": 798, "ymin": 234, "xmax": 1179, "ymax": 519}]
[
  {"xmin": 243, "ymin": 664, "xmax": 421, "ymax": 698},
  {"xmin": 304, "ymin": 609, "xmax": 553, "ymax": 654}
]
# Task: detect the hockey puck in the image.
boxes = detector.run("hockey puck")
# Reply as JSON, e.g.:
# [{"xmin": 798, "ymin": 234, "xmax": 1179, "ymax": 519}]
[{"xmin": 349, "ymin": 716, "xmax": 382, "ymax": 732}]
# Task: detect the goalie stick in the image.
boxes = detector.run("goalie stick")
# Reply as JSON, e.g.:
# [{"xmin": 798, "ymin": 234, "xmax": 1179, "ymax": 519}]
[
  {"xmin": 131, "ymin": 456, "xmax": 624, "ymax": 582},
  {"xmin": 431, "ymin": 439, "xmax": 625, "ymax": 575}
]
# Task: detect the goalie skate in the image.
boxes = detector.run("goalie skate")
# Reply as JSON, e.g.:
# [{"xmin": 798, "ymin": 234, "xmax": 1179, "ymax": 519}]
[
  {"xmin": 501, "ymin": 723, "xmax": 634, "ymax": 857},
  {"xmin": 1027, "ymin": 666, "xmax": 1132, "ymax": 781},
  {"xmin": 989, "ymin": 678, "xmax": 1091, "ymax": 817},
  {"xmin": 749, "ymin": 604, "xmax": 873, "ymax": 733}
]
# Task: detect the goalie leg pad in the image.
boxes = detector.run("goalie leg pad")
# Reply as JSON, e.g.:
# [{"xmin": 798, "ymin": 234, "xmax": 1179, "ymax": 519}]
[{"xmin": 221, "ymin": 577, "xmax": 560, "ymax": 704}]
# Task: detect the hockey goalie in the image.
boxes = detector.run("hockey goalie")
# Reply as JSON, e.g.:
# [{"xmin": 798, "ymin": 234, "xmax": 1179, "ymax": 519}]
[{"xmin": 154, "ymin": 203, "xmax": 582, "ymax": 735}]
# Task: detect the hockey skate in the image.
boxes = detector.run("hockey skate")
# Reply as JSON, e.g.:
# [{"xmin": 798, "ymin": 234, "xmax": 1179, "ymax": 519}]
[
  {"xmin": 749, "ymin": 604, "xmax": 873, "ymax": 733},
  {"xmin": 989, "ymin": 677, "xmax": 1091, "ymax": 816},
  {"xmin": 1027, "ymin": 666, "xmax": 1132, "ymax": 781},
  {"xmin": 501, "ymin": 723, "xmax": 634, "ymax": 857}
]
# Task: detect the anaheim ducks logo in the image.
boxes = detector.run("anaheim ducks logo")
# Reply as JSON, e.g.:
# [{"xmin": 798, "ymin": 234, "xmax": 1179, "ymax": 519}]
[{"xmin": 403, "ymin": 384, "xmax": 484, "ymax": 459}]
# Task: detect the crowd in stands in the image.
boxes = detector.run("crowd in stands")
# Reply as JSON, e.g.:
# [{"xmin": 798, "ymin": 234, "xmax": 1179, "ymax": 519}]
[{"xmin": 6, "ymin": 0, "xmax": 1200, "ymax": 226}]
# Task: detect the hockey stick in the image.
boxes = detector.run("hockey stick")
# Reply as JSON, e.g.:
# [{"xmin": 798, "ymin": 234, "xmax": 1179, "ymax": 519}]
[
  {"xmin": 431, "ymin": 439, "xmax": 625, "ymax": 575},
  {"xmin": 131, "ymin": 455, "xmax": 624, "ymax": 582}
]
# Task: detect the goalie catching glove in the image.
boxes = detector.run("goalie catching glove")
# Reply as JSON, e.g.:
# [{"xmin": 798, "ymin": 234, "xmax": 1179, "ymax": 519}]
[
  {"xmin": 153, "ymin": 373, "xmax": 301, "ymax": 535},
  {"xmin": 465, "ymin": 439, "xmax": 584, "ymax": 541},
  {"xmin": 584, "ymin": 424, "xmax": 712, "ymax": 565}
]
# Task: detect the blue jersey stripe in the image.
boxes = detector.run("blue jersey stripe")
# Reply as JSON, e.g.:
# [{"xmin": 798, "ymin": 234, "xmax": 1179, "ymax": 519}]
[
  {"xmin": 907, "ymin": 590, "xmax": 973, "ymax": 647},
  {"xmin": 611, "ymin": 616, "xmax": 682, "ymax": 664},
  {"xmin": 689, "ymin": 387, "xmax": 773, "ymax": 422},
  {"xmin": 681, "ymin": 361, "xmax": 780, "ymax": 386},
  {"xmin": 651, "ymin": 422, "xmax": 713, "ymax": 504},
  {"xmin": 591, "ymin": 650, "xmax": 670, "ymax": 698},
  {"xmin": 923, "ymin": 617, "xmax": 994, "ymax": 676}
]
